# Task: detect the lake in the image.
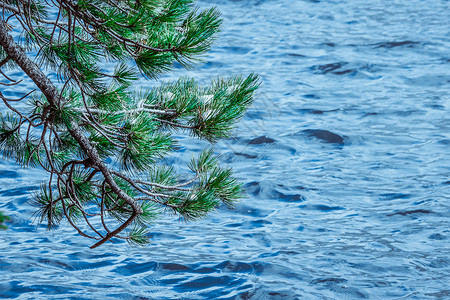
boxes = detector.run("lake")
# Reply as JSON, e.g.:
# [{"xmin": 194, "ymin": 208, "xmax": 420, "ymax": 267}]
[{"xmin": 0, "ymin": 0, "xmax": 449, "ymax": 299}]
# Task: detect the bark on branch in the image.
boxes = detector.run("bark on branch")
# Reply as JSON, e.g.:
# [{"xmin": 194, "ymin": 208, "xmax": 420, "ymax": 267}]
[{"xmin": 0, "ymin": 20, "xmax": 142, "ymax": 249}]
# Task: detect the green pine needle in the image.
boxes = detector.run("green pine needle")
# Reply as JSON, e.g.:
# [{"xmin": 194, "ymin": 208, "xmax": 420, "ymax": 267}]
[{"xmin": 0, "ymin": 0, "xmax": 259, "ymax": 247}]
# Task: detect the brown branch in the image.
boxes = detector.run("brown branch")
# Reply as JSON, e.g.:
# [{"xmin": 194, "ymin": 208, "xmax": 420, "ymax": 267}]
[
  {"xmin": 0, "ymin": 55, "xmax": 10, "ymax": 67},
  {"xmin": 0, "ymin": 20, "xmax": 142, "ymax": 248},
  {"xmin": 0, "ymin": 2, "xmax": 20, "ymax": 15}
]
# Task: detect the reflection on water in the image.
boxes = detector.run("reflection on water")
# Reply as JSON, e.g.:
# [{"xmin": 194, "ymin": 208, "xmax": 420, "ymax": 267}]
[{"xmin": 1, "ymin": 0, "xmax": 449, "ymax": 299}]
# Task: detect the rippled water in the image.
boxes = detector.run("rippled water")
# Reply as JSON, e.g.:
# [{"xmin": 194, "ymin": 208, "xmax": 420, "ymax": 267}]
[{"xmin": 1, "ymin": 0, "xmax": 450, "ymax": 299}]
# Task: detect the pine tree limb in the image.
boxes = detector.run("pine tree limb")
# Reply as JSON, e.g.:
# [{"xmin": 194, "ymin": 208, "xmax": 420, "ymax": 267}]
[{"xmin": 0, "ymin": 20, "xmax": 142, "ymax": 248}]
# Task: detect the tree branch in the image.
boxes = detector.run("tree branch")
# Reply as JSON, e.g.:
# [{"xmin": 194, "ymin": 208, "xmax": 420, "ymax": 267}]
[{"xmin": 0, "ymin": 20, "xmax": 142, "ymax": 248}]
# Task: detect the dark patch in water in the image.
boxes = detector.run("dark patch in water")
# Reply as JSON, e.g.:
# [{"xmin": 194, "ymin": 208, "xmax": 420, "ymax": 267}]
[
  {"xmin": 272, "ymin": 190, "xmax": 306, "ymax": 202},
  {"xmin": 311, "ymin": 110, "xmax": 324, "ymax": 114},
  {"xmin": 334, "ymin": 69, "xmax": 354, "ymax": 75},
  {"xmin": 374, "ymin": 41, "xmax": 420, "ymax": 48},
  {"xmin": 0, "ymin": 187, "xmax": 30, "ymax": 197},
  {"xmin": 298, "ymin": 108, "xmax": 340, "ymax": 114},
  {"xmin": 234, "ymin": 152, "xmax": 258, "ymax": 159},
  {"xmin": 428, "ymin": 233, "xmax": 446, "ymax": 240},
  {"xmin": 160, "ymin": 263, "xmax": 191, "ymax": 272},
  {"xmin": 0, "ymin": 170, "xmax": 20, "ymax": 178},
  {"xmin": 300, "ymin": 204, "xmax": 345, "ymax": 212},
  {"xmin": 427, "ymin": 257, "xmax": 450, "ymax": 269},
  {"xmin": 246, "ymin": 181, "xmax": 260, "ymax": 187},
  {"xmin": 387, "ymin": 209, "xmax": 433, "ymax": 216},
  {"xmin": 287, "ymin": 53, "xmax": 306, "ymax": 57},
  {"xmin": 248, "ymin": 136, "xmax": 276, "ymax": 145},
  {"xmin": 425, "ymin": 290, "xmax": 450, "ymax": 298},
  {"xmin": 314, "ymin": 62, "xmax": 349, "ymax": 74},
  {"xmin": 364, "ymin": 112, "xmax": 379, "ymax": 117},
  {"xmin": 303, "ymin": 129, "xmax": 345, "ymax": 145},
  {"xmin": 216, "ymin": 260, "xmax": 266, "ymax": 275},
  {"xmin": 244, "ymin": 181, "xmax": 262, "ymax": 196},
  {"xmin": 250, "ymin": 219, "xmax": 272, "ymax": 228},
  {"xmin": 311, "ymin": 62, "xmax": 379, "ymax": 76},
  {"xmin": 0, "ymin": 281, "xmax": 75, "ymax": 298},
  {"xmin": 303, "ymin": 94, "xmax": 320, "ymax": 99},
  {"xmin": 310, "ymin": 277, "xmax": 347, "ymax": 285}
]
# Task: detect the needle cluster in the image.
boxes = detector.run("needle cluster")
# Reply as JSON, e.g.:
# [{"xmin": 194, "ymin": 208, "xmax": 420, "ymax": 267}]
[{"xmin": 0, "ymin": 0, "xmax": 259, "ymax": 248}]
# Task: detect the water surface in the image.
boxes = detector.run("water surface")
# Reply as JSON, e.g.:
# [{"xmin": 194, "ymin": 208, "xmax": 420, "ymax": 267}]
[{"xmin": 1, "ymin": 0, "xmax": 449, "ymax": 299}]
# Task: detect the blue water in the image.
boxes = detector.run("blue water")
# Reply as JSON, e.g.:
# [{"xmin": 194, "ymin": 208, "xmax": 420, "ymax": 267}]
[{"xmin": 1, "ymin": 0, "xmax": 450, "ymax": 299}]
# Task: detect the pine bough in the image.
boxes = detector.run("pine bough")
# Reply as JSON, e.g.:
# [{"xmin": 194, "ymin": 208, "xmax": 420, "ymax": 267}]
[{"xmin": 0, "ymin": 0, "xmax": 259, "ymax": 248}]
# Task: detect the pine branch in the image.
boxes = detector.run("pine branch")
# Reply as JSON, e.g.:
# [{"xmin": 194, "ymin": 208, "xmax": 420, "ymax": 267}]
[
  {"xmin": 0, "ymin": 20, "xmax": 142, "ymax": 248},
  {"xmin": 0, "ymin": 1, "xmax": 258, "ymax": 248}
]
